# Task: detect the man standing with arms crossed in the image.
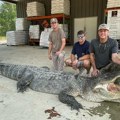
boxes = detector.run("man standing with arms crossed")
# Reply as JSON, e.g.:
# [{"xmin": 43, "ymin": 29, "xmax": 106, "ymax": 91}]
[{"xmin": 48, "ymin": 18, "xmax": 66, "ymax": 72}]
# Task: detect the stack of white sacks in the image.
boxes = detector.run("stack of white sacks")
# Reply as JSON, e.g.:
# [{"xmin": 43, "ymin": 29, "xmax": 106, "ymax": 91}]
[
  {"xmin": 26, "ymin": 1, "xmax": 45, "ymax": 17},
  {"xmin": 6, "ymin": 18, "xmax": 29, "ymax": 45},
  {"xmin": 51, "ymin": 0, "xmax": 70, "ymax": 15},
  {"xmin": 6, "ymin": 31, "xmax": 28, "ymax": 45},
  {"xmin": 29, "ymin": 25, "xmax": 40, "ymax": 39},
  {"xmin": 39, "ymin": 28, "xmax": 53, "ymax": 47},
  {"xmin": 16, "ymin": 18, "xmax": 29, "ymax": 30},
  {"xmin": 107, "ymin": 0, "xmax": 120, "ymax": 8}
]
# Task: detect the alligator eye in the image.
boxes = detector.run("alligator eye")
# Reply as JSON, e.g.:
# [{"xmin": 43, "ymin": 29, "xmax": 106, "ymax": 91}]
[{"xmin": 114, "ymin": 77, "xmax": 120, "ymax": 85}]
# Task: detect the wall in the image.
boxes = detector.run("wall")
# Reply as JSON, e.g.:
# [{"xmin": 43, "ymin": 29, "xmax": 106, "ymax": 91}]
[
  {"xmin": 74, "ymin": 17, "xmax": 97, "ymax": 42},
  {"xmin": 15, "ymin": 0, "xmax": 107, "ymax": 43},
  {"xmin": 70, "ymin": 0, "xmax": 107, "ymax": 43}
]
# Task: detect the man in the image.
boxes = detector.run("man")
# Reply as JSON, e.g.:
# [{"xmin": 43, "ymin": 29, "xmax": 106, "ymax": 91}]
[
  {"xmin": 48, "ymin": 18, "xmax": 66, "ymax": 71},
  {"xmin": 65, "ymin": 30, "xmax": 91, "ymax": 73},
  {"xmin": 90, "ymin": 23, "xmax": 120, "ymax": 77}
]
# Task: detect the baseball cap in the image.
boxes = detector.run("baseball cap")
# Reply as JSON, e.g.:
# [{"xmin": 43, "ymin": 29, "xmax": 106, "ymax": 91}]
[
  {"xmin": 98, "ymin": 23, "xmax": 109, "ymax": 31},
  {"xmin": 50, "ymin": 18, "xmax": 58, "ymax": 23}
]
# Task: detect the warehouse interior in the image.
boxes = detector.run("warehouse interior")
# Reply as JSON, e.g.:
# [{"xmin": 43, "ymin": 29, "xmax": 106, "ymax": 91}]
[{"xmin": 1, "ymin": 0, "xmax": 120, "ymax": 47}]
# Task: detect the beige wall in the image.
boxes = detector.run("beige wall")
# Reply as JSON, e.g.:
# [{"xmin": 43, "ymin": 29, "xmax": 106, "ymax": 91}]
[{"xmin": 74, "ymin": 17, "xmax": 97, "ymax": 42}]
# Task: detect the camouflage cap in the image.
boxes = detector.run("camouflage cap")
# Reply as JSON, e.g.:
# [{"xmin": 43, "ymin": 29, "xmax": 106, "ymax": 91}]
[
  {"xmin": 98, "ymin": 24, "xmax": 109, "ymax": 31},
  {"xmin": 50, "ymin": 18, "xmax": 58, "ymax": 23}
]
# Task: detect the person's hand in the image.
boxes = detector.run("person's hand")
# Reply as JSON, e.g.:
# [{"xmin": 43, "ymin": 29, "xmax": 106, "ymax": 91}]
[
  {"xmin": 91, "ymin": 69, "xmax": 100, "ymax": 77},
  {"xmin": 72, "ymin": 60, "xmax": 78, "ymax": 70},
  {"xmin": 56, "ymin": 51, "xmax": 61, "ymax": 56},
  {"xmin": 48, "ymin": 54, "xmax": 52, "ymax": 60}
]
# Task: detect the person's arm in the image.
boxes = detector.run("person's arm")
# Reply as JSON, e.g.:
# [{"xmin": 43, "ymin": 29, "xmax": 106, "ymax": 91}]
[
  {"xmin": 79, "ymin": 41, "xmax": 90, "ymax": 61},
  {"xmin": 79, "ymin": 54, "xmax": 90, "ymax": 61},
  {"xmin": 90, "ymin": 53, "xmax": 96, "ymax": 70},
  {"xmin": 59, "ymin": 38, "xmax": 66, "ymax": 52},
  {"xmin": 112, "ymin": 53, "xmax": 120, "ymax": 64},
  {"xmin": 56, "ymin": 38, "xmax": 66, "ymax": 55},
  {"xmin": 48, "ymin": 41, "xmax": 53, "ymax": 60},
  {"xmin": 71, "ymin": 54, "xmax": 76, "ymax": 63},
  {"xmin": 90, "ymin": 53, "xmax": 99, "ymax": 77},
  {"xmin": 71, "ymin": 54, "xmax": 78, "ymax": 69},
  {"xmin": 111, "ymin": 40, "xmax": 120, "ymax": 64},
  {"xmin": 89, "ymin": 40, "xmax": 99, "ymax": 76}
]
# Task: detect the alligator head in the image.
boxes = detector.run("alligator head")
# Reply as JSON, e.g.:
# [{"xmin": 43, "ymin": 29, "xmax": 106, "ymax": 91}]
[{"xmin": 94, "ymin": 75, "xmax": 120, "ymax": 102}]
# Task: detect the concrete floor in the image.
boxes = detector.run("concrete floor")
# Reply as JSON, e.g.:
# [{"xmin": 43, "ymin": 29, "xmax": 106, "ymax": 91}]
[{"xmin": 0, "ymin": 44, "xmax": 115, "ymax": 120}]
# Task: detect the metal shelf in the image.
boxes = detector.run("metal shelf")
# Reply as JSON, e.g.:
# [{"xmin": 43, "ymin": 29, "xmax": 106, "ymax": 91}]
[
  {"xmin": 27, "ymin": 13, "xmax": 70, "ymax": 21},
  {"xmin": 27, "ymin": 14, "xmax": 71, "ymax": 45}
]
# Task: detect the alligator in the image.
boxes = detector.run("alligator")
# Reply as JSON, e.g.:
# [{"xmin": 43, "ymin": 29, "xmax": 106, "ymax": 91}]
[{"xmin": 0, "ymin": 62, "xmax": 120, "ymax": 111}]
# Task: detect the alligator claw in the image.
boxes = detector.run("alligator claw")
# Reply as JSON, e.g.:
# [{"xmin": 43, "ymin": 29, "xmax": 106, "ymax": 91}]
[
  {"xmin": 17, "ymin": 80, "xmax": 30, "ymax": 92},
  {"xmin": 17, "ymin": 74, "xmax": 34, "ymax": 92},
  {"xmin": 71, "ymin": 102, "xmax": 83, "ymax": 111}
]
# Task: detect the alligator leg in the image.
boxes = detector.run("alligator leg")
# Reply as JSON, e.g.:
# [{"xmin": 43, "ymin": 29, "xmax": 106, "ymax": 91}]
[
  {"xmin": 58, "ymin": 88, "xmax": 83, "ymax": 111},
  {"xmin": 17, "ymin": 73, "xmax": 34, "ymax": 93}
]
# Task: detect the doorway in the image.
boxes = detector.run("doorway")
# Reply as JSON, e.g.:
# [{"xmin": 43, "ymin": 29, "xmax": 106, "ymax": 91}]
[{"xmin": 74, "ymin": 17, "xmax": 97, "ymax": 42}]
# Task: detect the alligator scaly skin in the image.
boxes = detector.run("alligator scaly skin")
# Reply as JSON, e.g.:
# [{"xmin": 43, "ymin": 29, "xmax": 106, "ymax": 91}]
[{"xmin": 0, "ymin": 62, "xmax": 120, "ymax": 111}]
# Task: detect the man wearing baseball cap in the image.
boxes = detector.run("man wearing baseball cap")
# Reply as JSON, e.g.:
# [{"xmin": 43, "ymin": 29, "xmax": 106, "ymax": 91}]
[
  {"xmin": 90, "ymin": 23, "xmax": 120, "ymax": 77},
  {"xmin": 48, "ymin": 18, "xmax": 66, "ymax": 71}
]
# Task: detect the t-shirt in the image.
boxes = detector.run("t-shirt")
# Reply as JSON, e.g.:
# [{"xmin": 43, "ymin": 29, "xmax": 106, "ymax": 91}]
[
  {"xmin": 49, "ymin": 28, "xmax": 66, "ymax": 53},
  {"xmin": 90, "ymin": 37, "xmax": 118, "ymax": 69},
  {"xmin": 71, "ymin": 40, "xmax": 90, "ymax": 59}
]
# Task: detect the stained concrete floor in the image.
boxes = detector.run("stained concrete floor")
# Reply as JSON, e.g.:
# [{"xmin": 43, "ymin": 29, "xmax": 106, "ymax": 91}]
[{"xmin": 0, "ymin": 43, "xmax": 118, "ymax": 120}]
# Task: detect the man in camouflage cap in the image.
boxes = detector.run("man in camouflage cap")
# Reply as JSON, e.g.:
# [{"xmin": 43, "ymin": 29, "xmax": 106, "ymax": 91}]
[
  {"xmin": 90, "ymin": 23, "xmax": 120, "ymax": 77},
  {"xmin": 48, "ymin": 18, "xmax": 66, "ymax": 71}
]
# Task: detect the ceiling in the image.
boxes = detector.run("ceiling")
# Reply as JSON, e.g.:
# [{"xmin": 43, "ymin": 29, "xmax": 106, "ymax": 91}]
[{"xmin": 1, "ymin": 0, "xmax": 19, "ymax": 3}]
